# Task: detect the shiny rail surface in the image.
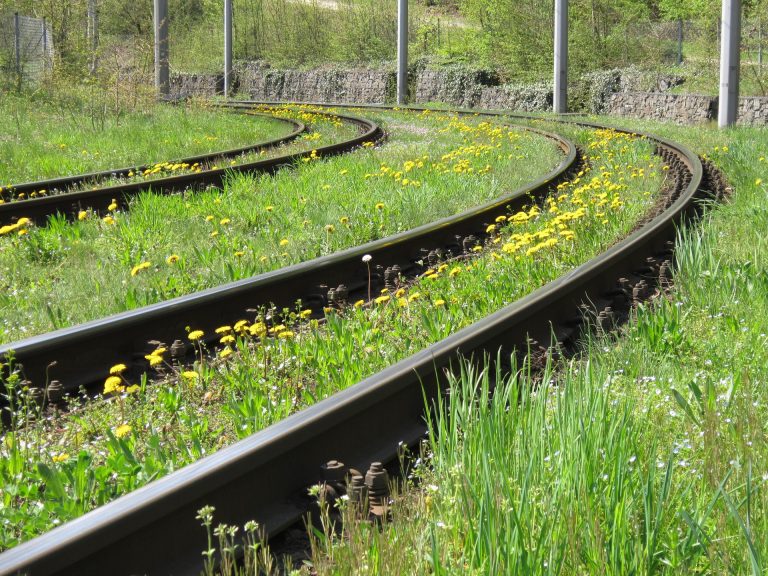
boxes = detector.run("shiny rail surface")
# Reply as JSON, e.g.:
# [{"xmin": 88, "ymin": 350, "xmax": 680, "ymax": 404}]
[{"xmin": 0, "ymin": 104, "xmax": 710, "ymax": 576}]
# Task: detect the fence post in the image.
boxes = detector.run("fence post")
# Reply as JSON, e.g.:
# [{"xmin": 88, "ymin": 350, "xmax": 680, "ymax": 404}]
[
  {"xmin": 718, "ymin": 0, "xmax": 741, "ymax": 127},
  {"xmin": 88, "ymin": 0, "xmax": 99, "ymax": 74},
  {"xmin": 14, "ymin": 12, "xmax": 21, "ymax": 89},
  {"xmin": 553, "ymin": 0, "xmax": 568, "ymax": 113},
  {"xmin": 677, "ymin": 19, "xmax": 683, "ymax": 65},
  {"xmin": 397, "ymin": 0, "xmax": 408, "ymax": 105},
  {"xmin": 154, "ymin": 0, "xmax": 170, "ymax": 98},
  {"xmin": 224, "ymin": 0, "xmax": 233, "ymax": 97}
]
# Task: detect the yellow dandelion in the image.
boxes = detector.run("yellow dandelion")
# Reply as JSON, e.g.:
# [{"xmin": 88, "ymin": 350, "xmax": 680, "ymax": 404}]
[
  {"xmin": 234, "ymin": 251, "xmax": 245, "ymax": 257},
  {"xmin": 434, "ymin": 299, "xmax": 446, "ymax": 307},
  {"xmin": 220, "ymin": 218, "xmax": 231, "ymax": 226},
  {"xmin": 375, "ymin": 295, "xmax": 390, "ymax": 305},
  {"xmin": 375, "ymin": 202, "xmax": 385, "ymax": 210},
  {"xmin": 78, "ymin": 210, "xmax": 88, "ymax": 221},
  {"xmin": 219, "ymin": 347, "xmax": 233, "ymax": 359},
  {"xmin": 108, "ymin": 199, "xmax": 118, "ymax": 211},
  {"xmin": 130, "ymin": 262, "xmax": 151, "ymax": 277},
  {"xmin": 52, "ymin": 453, "xmax": 69, "ymax": 463},
  {"xmin": 278, "ymin": 330, "xmax": 295, "ymax": 339},
  {"xmin": 205, "ymin": 215, "xmax": 215, "ymax": 222},
  {"xmin": 234, "ymin": 320, "xmax": 250, "ymax": 332},
  {"xmin": 181, "ymin": 370, "xmax": 199, "ymax": 380},
  {"xmin": 299, "ymin": 309, "xmax": 313, "ymax": 319},
  {"xmin": 220, "ymin": 335, "xmax": 235, "ymax": 345},
  {"xmin": 166, "ymin": 254, "xmax": 180, "ymax": 264},
  {"xmin": 126, "ymin": 385, "xmax": 141, "ymax": 394},
  {"xmin": 279, "ymin": 238, "xmax": 289, "ymax": 247},
  {"xmin": 188, "ymin": 330, "xmax": 205, "ymax": 341},
  {"xmin": 102, "ymin": 216, "xmax": 115, "ymax": 225},
  {"xmin": 354, "ymin": 299, "xmax": 365, "ymax": 308},
  {"xmin": 114, "ymin": 424, "xmax": 132, "ymax": 438},
  {"xmin": 109, "ymin": 363, "xmax": 127, "ymax": 375},
  {"xmin": 103, "ymin": 376, "xmax": 124, "ymax": 395}
]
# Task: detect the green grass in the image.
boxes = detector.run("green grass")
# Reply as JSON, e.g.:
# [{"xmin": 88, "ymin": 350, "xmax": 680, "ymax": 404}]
[
  {"xmin": 0, "ymin": 108, "xmax": 561, "ymax": 343},
  {"xmin": 0, "ymin": 96, "xmax": 292, "ymax": 185},
  {"xmin": 306, "ymin": 121, "xmax": 768, "ymax": 574},
  {"xmin": 0, "ymin": 123, "xmax": 660, "ymax": 550}
]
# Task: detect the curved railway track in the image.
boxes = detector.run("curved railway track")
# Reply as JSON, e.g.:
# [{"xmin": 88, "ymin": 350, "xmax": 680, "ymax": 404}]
[
  {"xmin": 0, "ymin": 116, "xmax": 574, "ymax": 400},
  {"xmin": 0, "ymin": 109, "xmax": 381, "ymax": 225},
  {"xmin": 0, "ymin": 103, "xmax": 719, "ymax": 576}
]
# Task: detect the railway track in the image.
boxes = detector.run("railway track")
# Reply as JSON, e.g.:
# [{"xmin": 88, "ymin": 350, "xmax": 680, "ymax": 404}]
[
  {"xmin": 0, "ymin": 104, "xmax": 717, "ymax": 576},
  {"xmin": 0, "ymin": 114, "xmax": 573, "ymax": 400},
  {"xmin": 0, "ymin": 109, "xmax": 381, "ymax": 225}
]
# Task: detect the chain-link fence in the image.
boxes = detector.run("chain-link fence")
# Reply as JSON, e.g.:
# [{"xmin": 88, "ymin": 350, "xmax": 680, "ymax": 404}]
[{"xmin": 1, "ymin": 13, "xmax": 53, "ymax": 88}]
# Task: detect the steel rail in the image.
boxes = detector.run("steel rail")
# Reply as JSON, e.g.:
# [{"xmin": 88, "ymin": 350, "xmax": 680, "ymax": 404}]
[
  {"xmin": 0, "ymin": 110, "xmax": 380, "ymax": 225},
  {"xmin": 0, "ymin": 107, "xmax": 705, "ymax": 576},
  {"xmin": 0, "ymin": 118, "xmax": 575, "ymax": 401}
]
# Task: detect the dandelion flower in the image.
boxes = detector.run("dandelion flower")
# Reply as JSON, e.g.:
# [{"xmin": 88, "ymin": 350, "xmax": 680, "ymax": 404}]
[
  {"xmin": 115, "ymin": 424, "xmax": 132, "ymax": 438},
  {"xmin": 434, "ymin": 299, "xmax": 446, "ymax": 307},
  {"xmin": 362, "ymin": 254, "xmax": 372, "ymax": 263},
  {"xmin": 278, "ymin": 330, "xmax": 294, "ymax": 339},
  {"xmin": 279, "ymin": 239, "xmax": 289, "ymax": 247},
  {"xmin": 78, "ymin": 210, "xmax": 88, "ymax": 221},
  {"xmin": 219, "ymin": 347, "xmax": 233, "ymax": 359},
  {"xmin": 188, "ymin": 330, "xmax": 205, "ymax": 341},
  {"xmin": 220, "ymin": 335, "xmax": 235, "ymax": 345},
  {"xmin": 126, "ymin": 385, "xmax": 140, "ymax": 394},
  {"xmin": 130, "ymin": 262, "xmax": 151, "ymax": 277},
  {"xmin": 109, "ymin": 363, "xmax": 127, "ymax": 375},
  {"xmin": 166, "ymin": 254, "xmax": 180, "ymax": 264},
  {"xmin": 103, "ymin": 376, "xmax": 124, "ymax": 395},
  {"xmin": 220, "ymin": 218, "xmax": 231, "ymax": 226},
  {"xmin": 324, "ymin": 224, "xmax": 335, "ymax": 233},
  {"xmin": 108, "ymin": 199, "xmax": 118, "ymax": 211},
  {"xmin": 375, "ymin": 202, "xmax": 385, "ymax": 210},
  {"xmin": 375, "ymin": 295, "xmax": 390, "ymax": 305},
  {"xmin": 182, "ymin": 370, "xmax": 199, "ymax": 380},
  {"xmin": 52, "ymin": 453, "xmax": 69, "ymax": 463}
]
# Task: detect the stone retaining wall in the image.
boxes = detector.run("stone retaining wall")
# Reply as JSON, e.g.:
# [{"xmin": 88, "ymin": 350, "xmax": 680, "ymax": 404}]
[
  {"xmin": 173, "ymin": 63, "xmax": 768, "ymax": 125},
  {"xmin": 606, "ymin": 92, "xmax": 716, "ymax": 124},
  {"xmin": 235, "ymin": 63, "xmax": 393, "ymax": 104}
]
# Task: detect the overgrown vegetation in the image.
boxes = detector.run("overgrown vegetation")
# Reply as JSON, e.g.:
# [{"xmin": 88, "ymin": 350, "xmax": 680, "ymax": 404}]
[
  {"xmin": 0, "ymin": 115, "xmax": 658, "ymax": 550},
  {"xmin": 306, "ymin": 121, "xmax": 768, "ymax": 574}
]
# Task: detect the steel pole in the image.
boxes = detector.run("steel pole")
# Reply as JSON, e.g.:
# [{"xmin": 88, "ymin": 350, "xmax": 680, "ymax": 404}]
[
  {"xmin": 154, "ymin": 0, "xmax": 169, "ymax": 98},
  {"xmin": 553, "ymin": 0, "xmax": 568, "ymax": 114},
  {"xmin": 719, "ymin": 0, "xmax": 741, "ymax": 127},
  {"xmin": 224, "ymin": 0, "xmax": 233, "ymax": 98},
  {"xmin": 397, "ymin": 0, "xmax": 408, "ymax": 105}
]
